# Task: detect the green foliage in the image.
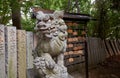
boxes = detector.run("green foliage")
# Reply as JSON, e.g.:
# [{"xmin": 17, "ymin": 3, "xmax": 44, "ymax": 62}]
[
  {"xmin": 0, "ymin": 0, "xmax": 11, "ymax": 24},
  {"xmin": 21, "ymin": 18, "xmax": 35, "ymax": 31},
  {"xmin": 33, "ymin": 0, "xmax": 67, "ymax": 10},
  {"xmin": 21, "ymin": 0, "xmax": 35, "ymax": 31},
  {"xmin": 89, "ymin": 0, "xmax": 120, "ymax": 39},
  {"xmin": 0, "ymin": 0, "xmax": 119, "ymax": 39}
]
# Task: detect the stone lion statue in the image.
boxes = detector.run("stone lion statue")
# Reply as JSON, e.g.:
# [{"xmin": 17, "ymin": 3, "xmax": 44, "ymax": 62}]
[{"xmin": 33, "ymin": 10, "xmax": 73, "ymax": 78}]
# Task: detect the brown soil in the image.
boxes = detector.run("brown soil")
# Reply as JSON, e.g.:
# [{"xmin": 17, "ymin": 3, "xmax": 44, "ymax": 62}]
[
  {"xmin": 90, "ymin": 55, "xmax": 120, "ymax": 78},
  {"xmin": 71, "ymin": 55, "xmax": 120, "ymax": 78}
]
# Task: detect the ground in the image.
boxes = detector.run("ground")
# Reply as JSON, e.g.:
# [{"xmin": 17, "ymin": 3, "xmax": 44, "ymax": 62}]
[{"xmin": 70, "ymin": 55, "xmax": 120, "ymax": 78}]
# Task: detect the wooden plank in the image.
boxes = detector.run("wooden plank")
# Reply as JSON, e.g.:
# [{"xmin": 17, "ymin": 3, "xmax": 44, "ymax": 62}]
[
  {"xmin": 116, "ymin": 39, "xmax": 120, "ymax": 54},
  {"xmin": 98, "ymin": 38, "xmax": 103, "ymax": 63},
  {"xmin": 17, "ymin": 30, "xmax": 27, "ymax": 78},
  {"xmin": 103, "ymin": 40, "xmax": 110, "ymax": 58},
  {"xmin": 86, "ymin": 37, "xmax": 91, "ymax": 66},
  {"xmin": 96, "ymin": 38, "xmax": 100, "ymax": 64},
  {"xmin": 88, "ymin": 37, "xmax": 94, "ymax": 66},
  {"xmin": 113, "ymin": 40, "xmax": 120, "ymax": 55},
  {"xmin": 0, "ymin": 24, "xmax": 6, "ymax": 78},
  {"xmin": 117, "ymin": 39, "xmax": 120, "ymax": 52},
  {"xmin": 6, "ymin": 26, "xmax": 17, "ymax": 78},
  {"xmin": 105, "ymin": 40, "xmax": 114, "ymax": 56},
  {"xmin": 92, "ymin": 38, "xmax": 98, "ymax": 65},
  {"xmin": 99, "ymin": 39, "xmax": 106, "ymax": 62},
  {"xmin": 96, "ymin": 38, "xmax": 101, "ymax": 64},
  {"xmin": 91, "ymin": 37, "xmax": 96, "ymax": 65},
  {"xmin": 110, "ymin": 40, "xmax": 118, "ymax": 55},
  {"xmin": 88, "ymin": 37, "xmax": 106, "ymax": 66},
  {"xmin": 26, "ymin": 32, "xmax": 34, "ymax": 69}
]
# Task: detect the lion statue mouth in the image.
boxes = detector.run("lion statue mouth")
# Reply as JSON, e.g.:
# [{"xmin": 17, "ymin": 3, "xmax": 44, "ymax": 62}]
[
  {"xmin": 35, "ymin": 21, "xmax": 58, "ymax": 39},
  {"xmin": 40, "ymin": 28, "xmax": 58, "ymax": 39}
]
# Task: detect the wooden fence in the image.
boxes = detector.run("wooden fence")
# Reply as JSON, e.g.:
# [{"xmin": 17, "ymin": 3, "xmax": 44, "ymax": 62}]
[
  {"xmin": 87, "ymin": 37, "xmax": 120, "ymax": 66},
  {"xmin": 0, "ymin": 24, "xmax": 120, "ymax": 78}
]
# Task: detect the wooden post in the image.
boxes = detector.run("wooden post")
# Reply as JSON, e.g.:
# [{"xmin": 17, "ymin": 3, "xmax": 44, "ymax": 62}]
[
  {"xmin": 26, "ymin": 32, "xmax": 34, "ymax": 69},
  {"xmin": 17, "ymin": 30, "xmax": 27, "ymax": 78},
  {"xmin": 5, "ymin": 26, "xmax": 17, "ymax": 78},
  {"xmin": 0, "ymin": 25, "xmax": 6, "ymax": 78}
]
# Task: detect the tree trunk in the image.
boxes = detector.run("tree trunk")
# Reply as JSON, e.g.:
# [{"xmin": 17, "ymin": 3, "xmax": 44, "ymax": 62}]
[{"xmin": 11, "ymin": 0, "xmax": 21, "ymax": 29}]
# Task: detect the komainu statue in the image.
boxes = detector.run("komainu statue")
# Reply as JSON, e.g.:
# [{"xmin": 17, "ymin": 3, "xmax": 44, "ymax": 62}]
[{"xmin": 33, "ymin": 10, "xmax": 73, "ymax": 78}]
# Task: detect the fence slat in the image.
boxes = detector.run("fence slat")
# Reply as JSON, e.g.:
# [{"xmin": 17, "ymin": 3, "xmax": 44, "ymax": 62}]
[
  {"xmin": 6, "ymin": 26, "xmax": 17, "ymax": 78},
  {"xmin": 97, "ymin": 38, "xmax": 101, "ymax": 63},
  {"xmin": 26, "ymin": 32, "xmax": 34, "ymax": 69},
  {"xmin": 113, "ymin": 40, "xmax": 120, "ymax": 55},
  {"xmin": 99, "ymin": 39, "xmax": 106, "ymax": 62},
  {"xmin": 87, "ymin": 37, "xmax": 93, "ymax": 66},
  {"xmin": 87, "ymin": 37, "xmax": 107, "ymax": 66},
  {"xmin": 105, "ymin": 40, "xmax": 114, "ymax": 56},
  {"xmin": 117, "ymin": 39, "xmax": 120, "ymax": 54},
  {"xmin": 88, "ymin": 37, "xmax": 94, "ymax": 65},
  {"xmin": 103, "ymin": 40, "xmax": 109, "ymax": 58},
  {"xmin": 0, "ymin": 25, "xmax": 6, "ymax": 78},
  {"xmin": 116, "ymin": 40, "xmax": 120, "ymax": 54},
  {"xmin": 110, "ymin": 40, "xmax": 117, "ymax": 55},
  {"xmin": 92, "ymin": 38, "xmax": 98, "ymax": 65},
  {"xmin": 17, "ymin": 30, "xmax": 27, "ymax": 78}
]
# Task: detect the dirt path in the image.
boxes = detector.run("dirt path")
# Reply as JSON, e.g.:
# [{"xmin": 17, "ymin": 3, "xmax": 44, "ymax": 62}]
[{"xmin": 71, "ymin": 55, "xmax": 120, "ymax": 78}]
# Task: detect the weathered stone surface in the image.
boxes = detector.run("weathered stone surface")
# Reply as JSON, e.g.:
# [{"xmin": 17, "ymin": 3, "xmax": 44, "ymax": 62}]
[
  {"xmin": 33, "ymin": 10, "xmax": 74, "ymax": 78},
  {"xmin": 6, "ymin": 26, "xmax": 17, "ymax": 78},
  {"xmin": 34, "ymin": 53, "xmax": 70, "ymax": 78},
  {"xmin": 0, "ymin": 24, "xmax": 6, "ymax": 78},
  {"xmin": 17, "ymin": 30, "xmax": 26, "ymax": 78},
  {"xmin": 26, "ymin": 32, "xmax": 34, "ymax": 69}
]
